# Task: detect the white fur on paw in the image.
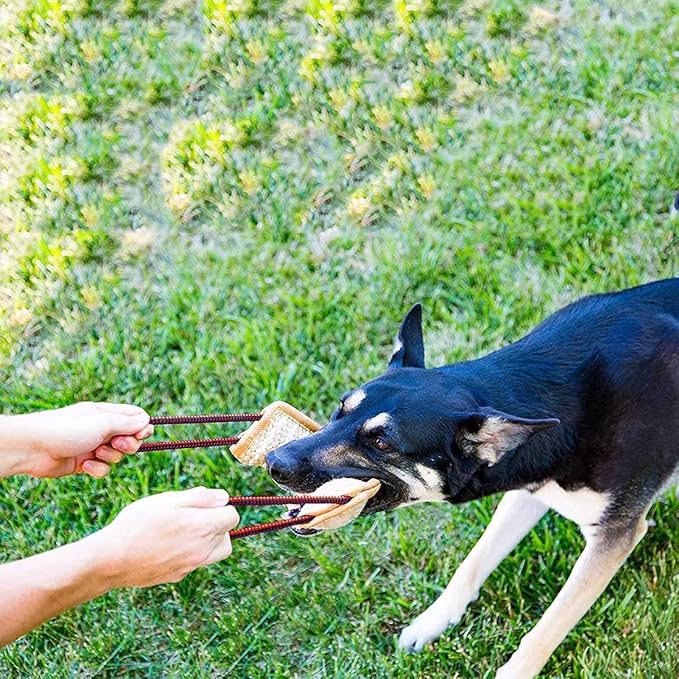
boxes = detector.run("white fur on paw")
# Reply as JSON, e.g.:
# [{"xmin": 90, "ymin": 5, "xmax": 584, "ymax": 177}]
[{"xmin": 398, "ymin": 609, "xmax": 460, "ymax": 652}]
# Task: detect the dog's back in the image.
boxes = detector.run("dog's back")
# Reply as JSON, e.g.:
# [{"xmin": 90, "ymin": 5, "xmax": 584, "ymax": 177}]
[{"xmin": 518, "ymin": 278, "xmax": 679, "ymax": 354}]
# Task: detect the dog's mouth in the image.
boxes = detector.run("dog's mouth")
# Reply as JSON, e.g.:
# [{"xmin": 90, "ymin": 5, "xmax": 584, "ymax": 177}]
[
  {"xmin": 360, "ymin": 478, "xmax": 402, "ymax": 514},
  {"xmin": 287, "ymin": 505, "xmax": 319, "ymax": 536},
  {"xmin": 283, "ymin": 475, "xmax": 404, "ymax": 537}
]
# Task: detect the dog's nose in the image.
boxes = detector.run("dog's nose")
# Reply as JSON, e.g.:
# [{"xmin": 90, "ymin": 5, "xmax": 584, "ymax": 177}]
[{"xmin": 265, "ymin": 450, "xmax": 298, "ymax": 485}]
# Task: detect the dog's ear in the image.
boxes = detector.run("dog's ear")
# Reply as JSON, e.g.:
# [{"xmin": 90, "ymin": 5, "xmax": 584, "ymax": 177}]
[
  {"xmin": 457, "ymin": 407, "xmax": 559, "ymax": 466},
  {"xmin": 389, "ymin": 303, "xmax": 425, "ymax": 369}
]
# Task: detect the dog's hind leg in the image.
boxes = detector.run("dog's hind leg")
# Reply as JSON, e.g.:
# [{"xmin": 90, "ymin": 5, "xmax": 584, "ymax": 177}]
[
  {"xmin": 496, "ymin": 515, "xmax": 648, "ymax": 679},
  {"xmin": 399, "ymin": 490, "xmax": 547, "ymax": 651}
]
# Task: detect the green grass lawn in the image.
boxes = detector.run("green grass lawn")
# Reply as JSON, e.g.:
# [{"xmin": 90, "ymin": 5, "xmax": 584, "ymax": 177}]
[{"xmin": 1, "ymin": 0, "xmax": 678, "ymax": 676}]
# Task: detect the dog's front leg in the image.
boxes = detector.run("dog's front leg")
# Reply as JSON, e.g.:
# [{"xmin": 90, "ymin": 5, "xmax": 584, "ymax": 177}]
[
  {"xmin": 399, "ymin": 490, "xmax": 547, "ymax": 651},
  {"xmin": 496, "ymin": 516, "xmax": 648, "ymax": 679}
]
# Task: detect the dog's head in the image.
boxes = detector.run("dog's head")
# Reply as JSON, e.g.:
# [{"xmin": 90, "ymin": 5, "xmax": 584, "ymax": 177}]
[{"xmin": 266, "ymin": 304, "xmax": 559, "ymax": 516}]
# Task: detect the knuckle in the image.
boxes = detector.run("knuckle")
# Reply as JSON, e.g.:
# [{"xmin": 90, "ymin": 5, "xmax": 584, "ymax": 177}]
[
  {"xmin": 225, "ymin": 507, "xmax": 240, "ymax": 527},
  {"xmin": 200, "ymin": 522, "xmax": 216, "ymax": 538}
]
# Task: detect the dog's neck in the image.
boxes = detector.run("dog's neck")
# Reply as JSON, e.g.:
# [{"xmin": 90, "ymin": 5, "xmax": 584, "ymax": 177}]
[{"xmin": 440, "ymin": 342, "xmax": 588, "ymax": 503}]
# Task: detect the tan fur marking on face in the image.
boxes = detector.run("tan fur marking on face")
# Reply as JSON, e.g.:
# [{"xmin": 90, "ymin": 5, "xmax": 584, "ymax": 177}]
[
  {"xmin": 415, "ymin": 464, "xmax": 444, "ymax": 493},
  {"xmin": 343, "ymin": 389, "xmax": 366, "ymax": 412},
  {"xmin": 362, "ymin": 412, "xmax": 391, "ymax": 433},
  {"xmin": 388, "ymin": 464, "xmax": 447, "ymax": 504},
  {"xmin": 316, "ymin": 445, "xmax": 356, "ymax": 465}
]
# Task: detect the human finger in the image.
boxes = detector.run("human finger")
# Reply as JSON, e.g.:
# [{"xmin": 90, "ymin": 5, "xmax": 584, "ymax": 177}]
[
  {"xmin": 110, "ymin": 435, "xmax": 143, "ymax": 453},
  {"xmin": 94, "ymin": 402, "xmax": 148, "ymax": 416},
  {"xmin": 82, "ymin": 459, "xmax": 112, "ymax": 478},
  {"xmin": 205, "ymin": 534, "xmax": 234, "ymax": 564},
  {"xmin": 95, "ymin": 445, "xmax": 125, "ymax": 464},
  {"xmin": 193, "ymin": 506, "xmax": 240, "ymax": 533},
  {"xmin": 134, "ymin": 423, "xmax": 154, "ymax": 440},
  {"xmin": 103, "ymin": 410, "xmax": 150, "ymax": 439},
  {"xmin": 175, "ymin": 487, "xmax": 230, "ymax": 508}
]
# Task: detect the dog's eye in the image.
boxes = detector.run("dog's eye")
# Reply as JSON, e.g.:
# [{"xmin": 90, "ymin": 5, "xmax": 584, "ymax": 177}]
[{"xmin": 371, "ymin": 437, "xmax": 391, "ymax": 451}]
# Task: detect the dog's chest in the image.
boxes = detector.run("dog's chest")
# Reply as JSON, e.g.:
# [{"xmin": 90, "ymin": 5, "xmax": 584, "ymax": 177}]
[{"xmin": 533, "ymin": 481, "xmax": 610, "ymax": 528}]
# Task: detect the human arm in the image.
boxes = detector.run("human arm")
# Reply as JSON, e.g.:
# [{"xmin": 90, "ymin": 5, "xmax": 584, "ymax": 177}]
[
  {"xmin": 0, "ymin": 487, "xmax": 239, "ymax": 647},
  {"xmin": 0, "ymin": 402, "xmax": 153, "ymax": 478}
]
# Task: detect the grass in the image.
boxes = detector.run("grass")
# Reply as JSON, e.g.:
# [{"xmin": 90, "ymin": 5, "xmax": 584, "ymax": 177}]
[{"xmin": 1, "ymin": 0, "xmax": 677, "ymax": 676}]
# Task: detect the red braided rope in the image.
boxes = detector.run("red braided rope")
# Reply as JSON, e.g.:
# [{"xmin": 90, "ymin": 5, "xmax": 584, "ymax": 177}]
[
  {"xmin": 140, "ymin": 412, "xmax": 262, "ymax": 452},
  {"xmin": 228, "ymin": 495, "xmax": 351, "ymax": 539},
  {"xmin": 230, "ymin": 514, "xmax": 313, "ymax": 539},
  {"xmin": 149, "ymin": 413, "xmax": 261, "ymax": 425},
  {"xmin": 138, "ymin": 436, "xmax": 240, "ymax": 452},
  {"xmin": 229, "ymin": 495, "xmax": 351, "ymax": 507}
]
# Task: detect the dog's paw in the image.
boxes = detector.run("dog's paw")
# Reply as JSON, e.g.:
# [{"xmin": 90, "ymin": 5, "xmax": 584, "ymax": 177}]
[{"xmin": 398, "ymin": 608, "xmax": 456, "ymax": 652}]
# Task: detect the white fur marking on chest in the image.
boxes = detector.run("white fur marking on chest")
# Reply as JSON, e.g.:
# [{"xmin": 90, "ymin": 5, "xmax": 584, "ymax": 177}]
[{"xmin": 534, "ymin": 481, "xmax": 609, "ymax": 527}]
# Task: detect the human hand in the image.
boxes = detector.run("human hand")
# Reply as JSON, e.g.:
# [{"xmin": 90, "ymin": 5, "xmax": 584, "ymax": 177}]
[
  {"xmin": 3, "ymin": 402, "xmax": 153, "ymax": 478},
  {"xmin": 93, "ymin": 487, "xmax": 239, "ymax": 588}
]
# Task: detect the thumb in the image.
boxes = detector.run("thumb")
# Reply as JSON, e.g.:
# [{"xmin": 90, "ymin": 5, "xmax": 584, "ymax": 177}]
[
  {"xmin": 103, "ymin": 410, "xmax": 150, "ymax": 438},
  {"xmin": 175, "ymin": 487, "xmax": 230, "ymax": 508}
]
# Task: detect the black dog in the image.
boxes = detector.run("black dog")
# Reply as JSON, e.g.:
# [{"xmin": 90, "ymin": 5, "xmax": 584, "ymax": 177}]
[{"xmin": 266, "ymin": 278, "xmax": 678, "ymax": 678}]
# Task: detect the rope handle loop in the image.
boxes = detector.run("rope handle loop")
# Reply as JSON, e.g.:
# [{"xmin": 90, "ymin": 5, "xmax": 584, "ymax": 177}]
[
  {"xmin": 139, "ymin": 412, "xmax": 262, "ymax": 453},
  {"xmin": 228, "ymin": 494, "xmax": 351, "ymax": 539}
]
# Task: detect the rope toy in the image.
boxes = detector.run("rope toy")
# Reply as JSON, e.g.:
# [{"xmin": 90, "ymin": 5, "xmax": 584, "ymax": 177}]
[
  {"xmin": 141, "ymin": 403, "xmax": 381, "ymax": 539},
  {"xmin": 230, "ymin": 401, "xmax": 321, "ymax": 466},
  {"xmin": 285, "ymin": 478, "xmax": 381, "ymax": 534}
]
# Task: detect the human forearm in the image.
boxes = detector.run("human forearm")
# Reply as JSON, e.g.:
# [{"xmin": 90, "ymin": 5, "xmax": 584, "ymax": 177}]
[
  {"xmin": 0, "ymin": 414, "xmax": 39, "ymax": 477},
  {"xmin": 0, "ymin": 531, "xmax": 117, "ymax": 647}
]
